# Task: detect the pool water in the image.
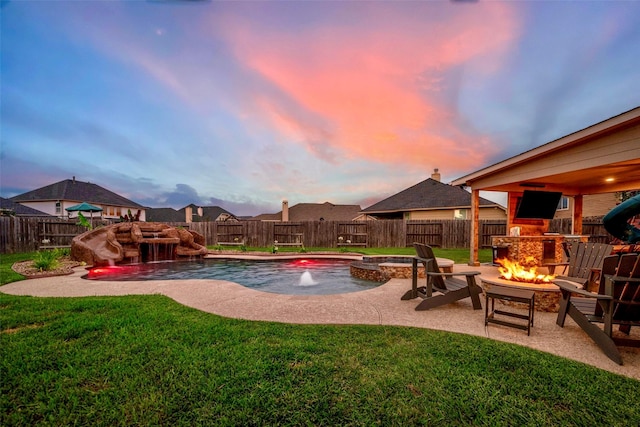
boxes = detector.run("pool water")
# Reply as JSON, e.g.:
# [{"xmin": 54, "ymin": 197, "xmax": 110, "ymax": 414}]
[{"xmin": 85, "ymin": 258, "xmax": 383, "ymax": 295}]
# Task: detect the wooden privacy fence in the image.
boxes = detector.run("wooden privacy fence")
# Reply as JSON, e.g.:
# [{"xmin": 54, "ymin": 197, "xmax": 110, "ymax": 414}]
[
  {"xmin": 0, "ymin": 217, "xmax": 89, "ymax": 253},
  {"xmin": 0, "ymin": 216, "xmax": 614, "ymax": 254}
]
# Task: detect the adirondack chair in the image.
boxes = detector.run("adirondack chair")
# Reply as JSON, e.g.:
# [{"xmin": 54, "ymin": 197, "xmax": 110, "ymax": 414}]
[
  {"xmin": 544, "ymin": 242, "xmax": 613, "ymax": 290},
  {"xmin": 555, "ymin": 253, "xmax": 640, "ymax": 365},
  {"xmin": 401, "ymin": 243, "xmax": 483, "ymax": 311}
]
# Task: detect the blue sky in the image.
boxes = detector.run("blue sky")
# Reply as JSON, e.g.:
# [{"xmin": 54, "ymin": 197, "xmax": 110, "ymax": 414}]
[{"xmin": 2, "ymin": 0, "xmax": 639, "ymax": 216}]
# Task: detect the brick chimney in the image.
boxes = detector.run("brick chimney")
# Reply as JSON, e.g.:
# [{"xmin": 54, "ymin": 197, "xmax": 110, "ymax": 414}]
[
  {"xmin": 431, "ymin": 168, "xmax": 441, "ymax": 182},
  {"xmin": 282, "ymin": 200, "xmax": 289, "ymax": 222}
]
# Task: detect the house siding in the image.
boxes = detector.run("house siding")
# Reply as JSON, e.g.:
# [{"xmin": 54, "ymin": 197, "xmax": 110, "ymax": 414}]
[
  {"xmin": 19, "ymin": 201, "xmax": 59, "ymax": 216},
  {"xmin": 408, "ymin": 210, "xmax": 457, "ymax": 220},
  {"xmin": 408, "ymin": 207, "xmax": 506, "ymax": 220},
  {"xmin": 554, "ymin": 193, "xmax": 618, "ymax": 219},
  {"xmin": 19, "ymin": 201, "xmax": 146, "ymax": 221},
  {"xmin": 477, "ymin": 207, "xmax": 509, "ymax": 220}
]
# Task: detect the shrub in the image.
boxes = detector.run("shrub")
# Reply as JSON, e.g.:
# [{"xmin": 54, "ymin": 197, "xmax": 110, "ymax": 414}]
[{"xmin": 32, "ymin": 250, "xmax": 60, "ymax": 272}]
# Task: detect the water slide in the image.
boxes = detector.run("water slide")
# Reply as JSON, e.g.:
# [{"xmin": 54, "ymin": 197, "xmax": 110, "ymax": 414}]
[
  {"xmin": 71, "ymin": 222, "xmax": 208, "ymax": 266},
  {"xmin": 603, "ymin": 194, "xmax": 640, "ymax": 244}
]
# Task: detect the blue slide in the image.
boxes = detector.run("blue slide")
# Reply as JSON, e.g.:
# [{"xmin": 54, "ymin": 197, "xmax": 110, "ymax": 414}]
[{"xmin": 603, "ymin": 194, "xmax": 640, "ymax": 243}]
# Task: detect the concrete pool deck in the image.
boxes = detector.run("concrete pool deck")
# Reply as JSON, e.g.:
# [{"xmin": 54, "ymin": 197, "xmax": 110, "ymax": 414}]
[{"xmin": 2, "ymin": 261, "xmax": 639, "ymax": 380}]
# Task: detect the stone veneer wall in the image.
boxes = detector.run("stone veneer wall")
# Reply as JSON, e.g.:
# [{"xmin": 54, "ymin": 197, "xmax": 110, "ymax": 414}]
[
  {"xmin": 491, "ymin": 235, "xmax": 580, "ymax": 265},
  {"xmin": 481, "ymin": 281, "xmax": 561, "ymax": 313},
  {"xmin": 351, "ymin": 255, "xmax": 455, "ymax": 282},
  {"xmin": 350, "ymin": 262, "xmax": 426, "ymax": 282}
]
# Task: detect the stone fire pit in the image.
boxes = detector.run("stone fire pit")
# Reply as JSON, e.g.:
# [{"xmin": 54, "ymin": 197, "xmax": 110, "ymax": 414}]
[{"xmin": 480, "ymin": 273, "xmax": 563, "ymax": 312}]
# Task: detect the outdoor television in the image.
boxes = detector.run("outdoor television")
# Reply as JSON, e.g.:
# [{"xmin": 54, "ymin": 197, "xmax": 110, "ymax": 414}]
[{"xmin": 514, "ymin": 190, "xmax": 562, "ymax": 220}]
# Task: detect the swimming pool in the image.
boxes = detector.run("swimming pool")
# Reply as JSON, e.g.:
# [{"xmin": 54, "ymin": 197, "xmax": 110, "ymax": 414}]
[{"xmin": 85, "ymin": 258, "xmax": 383, "ymax": 295}]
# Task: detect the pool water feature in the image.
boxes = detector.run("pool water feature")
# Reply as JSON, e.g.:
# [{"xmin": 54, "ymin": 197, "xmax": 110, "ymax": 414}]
[{"xmin": 85, "ymin": 258, "xmax": 383, "ymax": 295}]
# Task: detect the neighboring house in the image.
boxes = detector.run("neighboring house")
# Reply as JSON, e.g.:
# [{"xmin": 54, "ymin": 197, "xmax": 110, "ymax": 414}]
[
  {"xmin": 554, "ymin": 193, "xmax": 620, "ymax": 219},
  {"xmin": 0, "ymin": 197, "xmax": 51, "ymax": 217},
  {"xmin": 252, "ymin": 201, "xmax": 363, "ymax": 222},
  {"xmin": 182, "ymin": 204, "xmax": 237, "ymax": 223},
  {"xmin": 146, "ymin": 204, "xmax": 238, "ymax": 223},
  {"xmin": 145, "ymin": 207, "xmax": 185, "ymax": 223},
  {"xmin": 360, "ymin": 170, "xmax": 506, "ymax": 220},
  {"xmin": 10, "ymin": 177, "xmax": 147, "ymax": 221}
]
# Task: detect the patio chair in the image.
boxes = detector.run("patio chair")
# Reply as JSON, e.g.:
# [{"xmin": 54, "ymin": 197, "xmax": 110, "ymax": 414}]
[
  {"xmin": 555, "ymin": 253, "xmax": 640, "ymax": 365},
  {"xmin": 544, "ymin": 241, "xmax": 613, "ymax": 291},
  {"xmin": 401, "ymin": 243, "xmax": 483, "ymax": 311}
]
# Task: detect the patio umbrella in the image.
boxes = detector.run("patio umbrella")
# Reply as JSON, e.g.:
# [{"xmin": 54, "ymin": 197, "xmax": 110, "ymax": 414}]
[{"xmin": 66, "ymin": 202, "xmax": 103, "ymax": 227}]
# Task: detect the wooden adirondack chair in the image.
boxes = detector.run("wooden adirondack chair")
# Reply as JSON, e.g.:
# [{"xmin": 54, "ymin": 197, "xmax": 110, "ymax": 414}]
[
  {"xmin": 401, "ymin": 243, "xmax": 483, "ymax": 311},
  {"xmin": 556, "ymin": 253, "xmax": 640, "ymax": 365},
  {"xmin": 545, "ymin": 242, "xmax": 613, "ymax": 290}
]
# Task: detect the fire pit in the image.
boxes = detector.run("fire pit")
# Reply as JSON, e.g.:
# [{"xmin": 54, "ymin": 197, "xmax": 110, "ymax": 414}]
[{"xmin": 480, "ymin": 259, "xmax": 562, "ymax": 312}]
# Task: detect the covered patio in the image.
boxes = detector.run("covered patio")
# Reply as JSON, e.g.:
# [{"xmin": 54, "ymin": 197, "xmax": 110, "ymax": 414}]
[{"xmin": 452, "ymin": 106, "xmax": 640, "ymax": 266}]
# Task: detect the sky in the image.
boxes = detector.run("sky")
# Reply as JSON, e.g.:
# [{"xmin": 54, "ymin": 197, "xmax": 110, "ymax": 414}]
[{"xmin": 1, "ymin": 1, "xmax": 639, "ymax": 217}]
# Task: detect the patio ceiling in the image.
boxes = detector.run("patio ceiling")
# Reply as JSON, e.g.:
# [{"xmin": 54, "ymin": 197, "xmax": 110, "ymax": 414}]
[
  {"xmin": 462, "ymin": 158, "xmax": 640, "ymax": 196},
  {"xmin": 452, "ymin": 106, "xmax": 640, "ymax": 196}
]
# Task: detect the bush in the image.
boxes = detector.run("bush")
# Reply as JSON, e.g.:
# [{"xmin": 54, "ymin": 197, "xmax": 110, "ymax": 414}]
[{"xmin": 32, "ymin": 250, "xmax": 60, "ymax": 272}]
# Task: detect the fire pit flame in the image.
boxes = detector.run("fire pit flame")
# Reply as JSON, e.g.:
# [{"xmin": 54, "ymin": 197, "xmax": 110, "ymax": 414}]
[{"xmin": 496, "ymin": 258, "xmax": 556, "ymax": 284}]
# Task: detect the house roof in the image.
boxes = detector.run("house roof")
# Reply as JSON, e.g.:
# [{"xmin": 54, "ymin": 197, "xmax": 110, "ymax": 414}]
[
  {"xmin": 250, "ymin": 212, "xmax": 281, "ymax": 221},
  {"xmin": 361, "ymin": 178, "xmax": 501, "ymax": 214},
  {"xmin": 11, "ymin": 178, "xmax": 145, "ymax": 208},
  {"xmin": 145, "ymin": 207, "xmax": 184, "ymax": 223},
  {"xmin": 0, "ymin": 197, "xmax": 51, "ymax": 216},
  {"xmin": 251, "ymin": 202, "xmax": 362, "ymax": 221}
]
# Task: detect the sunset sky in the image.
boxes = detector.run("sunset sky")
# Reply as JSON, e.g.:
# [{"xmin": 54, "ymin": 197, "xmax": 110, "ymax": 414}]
[{"xmin": 2, "ymin": 1, "xmax": 639, "ymax": 216}]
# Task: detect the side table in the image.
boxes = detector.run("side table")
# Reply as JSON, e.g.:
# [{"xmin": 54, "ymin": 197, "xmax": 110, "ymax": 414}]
[{"xmin": 485, "ymin": 287, "xmax": 535, "ymax": 335}]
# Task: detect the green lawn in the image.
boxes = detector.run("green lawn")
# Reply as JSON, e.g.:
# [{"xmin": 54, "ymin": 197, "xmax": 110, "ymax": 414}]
[{"xmin": 1, "ymin": 252, "xmax": 639, "ymax": 425}]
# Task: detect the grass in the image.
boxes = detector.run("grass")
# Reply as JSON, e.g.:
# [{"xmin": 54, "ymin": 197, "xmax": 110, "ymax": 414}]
[
  {"xmin": 1, "ymin": 251, "xmax": 639, "ymax": 425},
  {"xmin": 0, "ymin": 252, "xmax": 35, "ymax": 285}
]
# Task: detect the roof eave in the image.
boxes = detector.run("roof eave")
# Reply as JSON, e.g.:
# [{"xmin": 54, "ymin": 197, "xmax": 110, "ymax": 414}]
[{"xmin": 451, "ymin": 106, "xmax": 640, "ymax": 186}]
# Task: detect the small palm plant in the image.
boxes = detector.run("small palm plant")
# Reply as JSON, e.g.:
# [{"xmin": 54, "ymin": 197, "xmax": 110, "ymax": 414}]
[{"xmin": 32, "ymin": 250, "xmax": 61, "ymax": 272}]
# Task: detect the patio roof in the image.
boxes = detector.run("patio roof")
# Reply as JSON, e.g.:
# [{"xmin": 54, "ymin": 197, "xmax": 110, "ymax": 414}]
[
  {"xmin": 451, "ymin": 106, "xmax": 640, "ymax": 196},
  {"xmin": 450, "ymin": 106, "xmax": 640, "ymax": 266}
]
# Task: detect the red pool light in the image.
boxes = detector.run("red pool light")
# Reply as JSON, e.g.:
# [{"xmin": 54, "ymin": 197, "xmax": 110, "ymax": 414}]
[
  {"xmin": 290, "ymin": 259, "xmax": 320, "ymax": 267},
  {"xmin": 87, "ymin": 265, "xmax": 128, "ymax": 278}
]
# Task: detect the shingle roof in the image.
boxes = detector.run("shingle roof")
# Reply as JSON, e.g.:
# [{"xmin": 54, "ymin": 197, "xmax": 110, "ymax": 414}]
[
  {"xmin": 290, "ymin": 202, "xmax": 362, "ymax": 221},
  {"xmin": 146, "ymin": 207, "xmax": 184, "ymax": 222},
  {"xmin": 361, "ymin": 178, "xmax": 500, "ymax": 213},
  {"xmin": 251, "ymin": 202, "xmax": 362, "ymax": 221},
  {"xmin": 0, "ymin": 197, "xmax": 51, "ymax": 216},
  {"xmin": 250, "ymin": 212, "xmax": 281, "ymax": 221},
  {"xmin": 10, "ymin": 179, "xmax": 145, "ymax": 208}
]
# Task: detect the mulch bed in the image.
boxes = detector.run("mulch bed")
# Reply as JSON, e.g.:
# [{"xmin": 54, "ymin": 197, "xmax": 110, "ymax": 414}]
[{"xmin": 12, "ymin": 257, "xmax": 84, "ymax": 279}]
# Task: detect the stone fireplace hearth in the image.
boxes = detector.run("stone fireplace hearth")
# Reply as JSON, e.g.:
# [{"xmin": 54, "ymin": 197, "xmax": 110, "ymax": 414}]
[
  {"xmin": 480, "ymin": 273, "xmax": 562, "ymax": 312},
  {"xmin": 491, "ymin": 235, "xmax": 588, "ymax": 266}
]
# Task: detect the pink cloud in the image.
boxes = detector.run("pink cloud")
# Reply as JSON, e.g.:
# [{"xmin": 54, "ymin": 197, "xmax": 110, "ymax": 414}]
[{"xmin": 220, "ymin": 3, "xmax": 520, "ymax": 172}]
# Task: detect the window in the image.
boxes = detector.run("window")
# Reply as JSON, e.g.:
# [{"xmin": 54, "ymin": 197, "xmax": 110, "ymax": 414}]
[
  {"xmin": 55, "ymin": 201, "xmax": 61, "ymax": 214},
  {"xmin": 454, "ymin": 209, "xmax": 468, "ymax": 220},
  {"xmin": 557, "ymin": 196, "xmax": 569, "ymax": 211}
]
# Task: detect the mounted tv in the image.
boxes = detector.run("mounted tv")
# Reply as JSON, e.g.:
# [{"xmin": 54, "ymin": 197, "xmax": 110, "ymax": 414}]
[{"xmin": 514, "ymin": 190, "xmax": 562, "ymax": 219}]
